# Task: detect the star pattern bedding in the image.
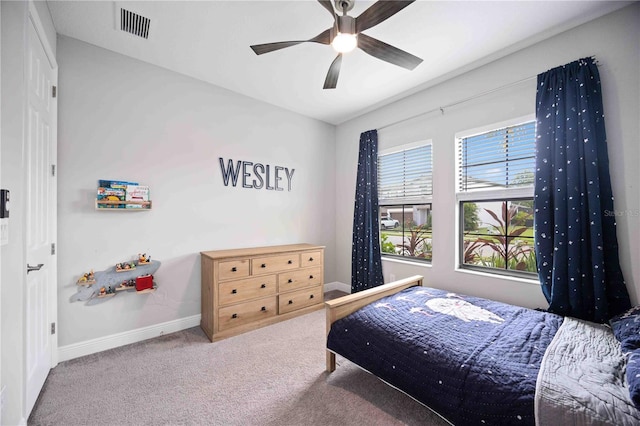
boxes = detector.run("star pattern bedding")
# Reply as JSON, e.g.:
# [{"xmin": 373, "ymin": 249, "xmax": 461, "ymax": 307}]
[{"xmin": 327, "ymin": 286, "xmax": 563, "ymax": 425}]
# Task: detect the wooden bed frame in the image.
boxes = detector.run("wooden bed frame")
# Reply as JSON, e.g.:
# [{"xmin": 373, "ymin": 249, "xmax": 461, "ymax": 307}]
[{"xmin": 324, "ymin": 275, "xmax": 425, "ymax": 372}]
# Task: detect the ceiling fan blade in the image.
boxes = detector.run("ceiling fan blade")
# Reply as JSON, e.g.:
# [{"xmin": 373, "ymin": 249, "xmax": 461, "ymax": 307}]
[
  {"xmin": 250, "ymin": 28, "xmax": 332, "ymax": 55},
  {"xmin": 357, "ymin": 33, "xmax": 422, "ymax": 70},
  {"xmin": 251, "ymin": 41, "xmax": 304, "ymax": 55},
  {"xmin": 317, "ymin": 0, "xmax": 336, "ymax": 20},
  {"xmin": 323, "ymin": 54, "xmax": 343, "ymax": 89},
  {"xmin": 356, "ymin": 0, "xmax": 415, "ymax": 33}
]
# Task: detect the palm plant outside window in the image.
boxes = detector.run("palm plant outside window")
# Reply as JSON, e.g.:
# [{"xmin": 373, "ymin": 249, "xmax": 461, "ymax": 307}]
[
  {"xmin": 457, "ymin": 119, "xmax": 537, "ymax": 277},
  {"xmin": 378, "ymin": 142, "xmax": 433, "ymax": 262}
]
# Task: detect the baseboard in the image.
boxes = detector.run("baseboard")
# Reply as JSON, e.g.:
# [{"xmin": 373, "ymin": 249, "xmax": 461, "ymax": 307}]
[
  {"xmin": 324, "ymin": 281, "xmax": 351, "ymax": 293},
  {"xmin": 57, "ymin": 314, "xmax": 201, "ymax": 362},
  {"xmin": 57, "ymin": 285, "xmax": 349, "ymax": 363}
]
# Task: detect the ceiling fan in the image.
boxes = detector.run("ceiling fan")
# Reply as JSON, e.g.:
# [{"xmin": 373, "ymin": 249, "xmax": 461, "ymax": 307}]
[{"xmin": 250, "ymin": 0, "xmax": 423, "ymax": 89}]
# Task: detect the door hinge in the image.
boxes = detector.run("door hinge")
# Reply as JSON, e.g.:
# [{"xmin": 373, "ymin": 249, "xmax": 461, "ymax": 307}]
[
  {"xmin": 51, "ymin": 243, "xmax": 56, "ymax": 255},
  {"xmin": 51, "ymin": 322, "xmax": 56, "ymax": 335},
  {"xmin": 51, "ymin": 164, "xmax": 56, "ymax": 177},
  {"xmin": 52, "ymin": 85, "xmax": 57, "ymax": 98}
]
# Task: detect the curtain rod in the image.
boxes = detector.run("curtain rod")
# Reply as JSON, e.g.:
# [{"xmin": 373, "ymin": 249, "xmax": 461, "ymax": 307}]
[
  {"xmin": 377, "ymin": 75, "xmax": 537, "ymax": 132},
  {"xmin": 377, "ymin": 55, "xmax": 602, "ymax": 132}
]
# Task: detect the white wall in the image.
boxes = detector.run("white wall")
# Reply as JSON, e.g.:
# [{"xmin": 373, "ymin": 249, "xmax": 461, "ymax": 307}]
[
  {"xmin": 1, "ymin": 1, "xmax": 57, "ymax": 424},
  {"xmin": 335, "ymin": 4, "xmax": 640, "ymax": 309},
  {"xmin": 56, "ymin": 36, "xmax": 336, "ymax": 349}
]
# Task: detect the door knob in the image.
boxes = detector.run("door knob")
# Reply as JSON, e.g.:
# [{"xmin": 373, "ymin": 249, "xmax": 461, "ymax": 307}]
[{"xmin": 27, "ymin": 263, "xmax": 44, "ymax": 274}]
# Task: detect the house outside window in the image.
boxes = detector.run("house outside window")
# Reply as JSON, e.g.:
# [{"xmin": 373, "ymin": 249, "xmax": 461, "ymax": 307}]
[
  {"xmin": 378, "ymin": 141, "xmax": 433, "ymax": 262},
  {"xmin": 456, "ymin": 118, "xmax": 537, "ymax": 278}
]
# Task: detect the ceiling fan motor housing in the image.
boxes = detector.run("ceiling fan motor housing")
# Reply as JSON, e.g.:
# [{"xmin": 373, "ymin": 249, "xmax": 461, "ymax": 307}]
[{"xmin": 334, "ymin": 14, "xmax": 356, "ymax": 38}]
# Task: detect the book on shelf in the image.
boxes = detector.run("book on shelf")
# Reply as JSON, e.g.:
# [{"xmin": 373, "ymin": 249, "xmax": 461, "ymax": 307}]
[
  {"xmin": 97, "ymin": 187, "xmax": 126, "ymax": 208},
  {"xmin": 98, "ymin": 179, "xmax": 138, "ymax": 190},
  {"xmin": 125, "ymin": 185, "xmax": 150, "ymax": 209}
]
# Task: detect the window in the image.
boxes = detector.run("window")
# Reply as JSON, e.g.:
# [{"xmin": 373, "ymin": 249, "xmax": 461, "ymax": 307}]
[
  {"xmin": 456, "ymin": 119, "xmax": 536, "ymax": 277},
  {"xmin": 378, "ymin": 142, "xmax": 433, "ymax": 262}
]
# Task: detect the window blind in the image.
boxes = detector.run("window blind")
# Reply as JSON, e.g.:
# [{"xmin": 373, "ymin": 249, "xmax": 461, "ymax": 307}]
[
  {"xmin": 378, "ymin": 144, "xmax": 432, "ymax": 204},
  {"xmin": 458, "ymin": 121, "xmax": 535, "ymax": 191}
]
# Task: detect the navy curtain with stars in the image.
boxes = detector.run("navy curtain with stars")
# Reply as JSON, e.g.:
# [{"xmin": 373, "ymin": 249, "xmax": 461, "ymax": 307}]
[
  {"xmin": 351, "ymin": 130, "xmax": 384, "ymax": 293},
  {"xmin": 534, "ymin": 57, "xmax": 630, "ymax": 323}
]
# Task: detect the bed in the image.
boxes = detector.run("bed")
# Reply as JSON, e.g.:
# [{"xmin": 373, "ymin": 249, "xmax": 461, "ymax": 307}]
[{"xmin": 325, "ymin": 275, "xmax": 640, "ymax": 425}]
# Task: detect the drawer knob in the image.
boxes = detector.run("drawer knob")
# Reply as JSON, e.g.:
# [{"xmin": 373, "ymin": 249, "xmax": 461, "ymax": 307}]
[
  {"xmin": 231, "ymin": 267, "xmax": 237, "ymax": 272},
  {"xmin": 288, "ymin": 279, "xmax": 293, "ymax": 283},
  {"xmin": 288, "ymin": 260, "xmax": 293, "ymax": 264},
  {"xmin": 288, "ymin": 300, "xmax": 293, "ymax": 305},
  {"xmin": 309, "ymin": 275, "xmax": 314, "ymax": 279},
  {"xmin": 261, "ymin": 306, "xmax": 266, "ymax": 311},
  {"xmin": 261, "ymin": 283, "xmax": 266, "ymax": 288},
  {"xmin": 261, "ymin": 263, "xmax": 266, "ymax": 268},
  {"xmin": 309, "ymin": 257, "xmax": 314, "ymax": 261},
  {"xmin": 310, "ymin": 294, "xmax": 314, "ymax": 299},
  {"xmin": 231, "ymin": 313, "xmax": 238, "ymax": 319},
  {"xmin": 231, "ymin": 289, "xmax": 237, "ymax": 294}
]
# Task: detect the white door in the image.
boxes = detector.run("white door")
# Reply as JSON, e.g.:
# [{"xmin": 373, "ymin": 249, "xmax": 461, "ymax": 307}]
[{"xmin": 24, "ymin": 13, "xmax": 57, "ymax": 416}]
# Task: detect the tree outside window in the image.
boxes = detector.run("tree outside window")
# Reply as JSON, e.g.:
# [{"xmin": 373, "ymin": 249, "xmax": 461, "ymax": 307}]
[
  {"xmin": 457, "ymin": 119, "xmax": 537, "ymax": 278},
  {"xmin": 461, "ymin": 200, "xmax": 536, "ymax": 274}
]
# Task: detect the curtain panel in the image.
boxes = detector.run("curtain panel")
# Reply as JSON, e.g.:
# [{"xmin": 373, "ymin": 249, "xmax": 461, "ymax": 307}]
[
  {"xmin": 351, "ymin": 130, "xmax": 384, "ymax": 293},
  {"xmin": 534, "ymin": 57, "xmax": 631, "ymax": 322}
]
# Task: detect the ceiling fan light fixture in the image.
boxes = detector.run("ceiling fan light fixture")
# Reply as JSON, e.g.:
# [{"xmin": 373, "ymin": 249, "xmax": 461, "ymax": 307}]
[{"xmin": 332, "ymin": 32, "xmax": 357, "ymax": 53}]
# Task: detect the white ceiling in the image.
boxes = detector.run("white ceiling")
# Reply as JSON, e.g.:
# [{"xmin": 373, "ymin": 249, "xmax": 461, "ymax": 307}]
[{"xmin": 46, "ymin": 0, "xmax": 631, "ymax": 125}]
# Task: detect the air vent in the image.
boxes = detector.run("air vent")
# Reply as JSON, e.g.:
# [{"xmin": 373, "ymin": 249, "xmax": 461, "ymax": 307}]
[{"xmin": 120, "ymin": 8, "xmax": 150, "ymax": 39}]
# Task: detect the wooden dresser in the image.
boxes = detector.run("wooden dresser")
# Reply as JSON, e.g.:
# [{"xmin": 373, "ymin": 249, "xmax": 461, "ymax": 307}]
[{"xmin": 200, "ymin": 243, "xmax": 325, "ymax": 342}]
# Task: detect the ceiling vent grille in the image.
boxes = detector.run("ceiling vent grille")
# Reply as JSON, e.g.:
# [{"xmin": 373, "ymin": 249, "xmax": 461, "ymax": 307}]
[{"xmin": 120, "ymin": 8, "xmax": 150, "ymax": 39}]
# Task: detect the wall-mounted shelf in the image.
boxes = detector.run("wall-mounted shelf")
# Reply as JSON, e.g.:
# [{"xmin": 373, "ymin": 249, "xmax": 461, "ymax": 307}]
[
  {"xmin": 95, "ymin": 200, "xmax": 152, "ymax": 210},
  {"xmin": 135, "ymin": 287, "xmax": 157, "ymax": 294},
  {"xmin": 96, "ymin": 180, "xmax": 151, "ymax": 210},
  {"xmin": 70, "ymin": 260, "xmax": 162, "ymax": 304},
  {"xmin": 114, "ymin": 284, "xmax": 157, "ymax": 294}
]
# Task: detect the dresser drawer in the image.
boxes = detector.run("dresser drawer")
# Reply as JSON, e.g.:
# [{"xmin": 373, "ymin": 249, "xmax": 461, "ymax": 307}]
[
  {"xmin": 252, "ymin": 253, "xmax": 299, "ymax": 275},
  {"xmin": 279, "ymin": 286, "xmax": 323, "ymax": 315},
  {"xmin": 278, "ymin": 266, "xmax": 322, "ymax": 293},
  {"xmin": 301, "ymin": 250, "xmax": 323, "ymax": 268},
  {"xmin": 218, "ymin": 259, "xmax": 249, "ymax": 281},
  {"xmin": 218, "ymin": 275, "xmax": 276, "ymax": 307},
  {"xmin": 218, "ymin": 296, "xmax": 277, "ymax": 331}
]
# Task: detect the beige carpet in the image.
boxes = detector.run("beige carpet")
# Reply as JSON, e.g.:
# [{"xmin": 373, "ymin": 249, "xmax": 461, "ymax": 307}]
[{"xmin": 29, "ymin": 308, "xmax": 450, "ymax": 425}]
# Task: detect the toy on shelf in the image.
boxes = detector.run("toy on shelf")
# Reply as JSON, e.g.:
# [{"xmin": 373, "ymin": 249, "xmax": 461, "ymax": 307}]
[
  {"xmin": 115, "ymin": 261, "xmax": 136, "ymax": 272},
  {"xmin": 97, "ymin": 285, "xmax": 116, "ymax": 298},
  {"xmin": 137, "ymin": 253, "xmax": 151, "ymax": 265},
  {"xmin": 77, "ymin": 270, "xmax": 96, "ymax": 286},
  {"xmin": 135, "ymin": 274, "xmax": 154, "ymax": 292},
  {"xmin": 116, "ymin": 279, "xmax": 136, "ymax": 292}
]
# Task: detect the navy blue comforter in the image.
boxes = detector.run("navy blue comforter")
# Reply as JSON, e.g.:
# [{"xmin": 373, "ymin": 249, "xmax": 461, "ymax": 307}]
[{"xmin": 327, "ymin": 287, "xmax": 563, "ymax": 425}]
